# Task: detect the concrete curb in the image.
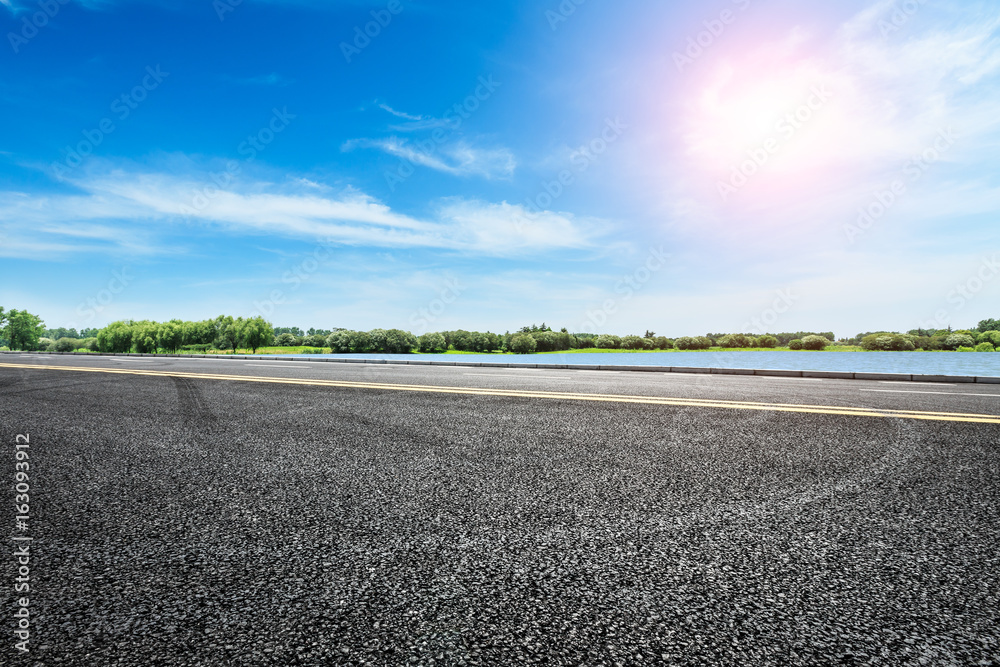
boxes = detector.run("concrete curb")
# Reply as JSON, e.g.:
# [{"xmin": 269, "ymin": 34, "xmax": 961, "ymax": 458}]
[{"xmin": 3, "ymin": 350, "xmax": 998, "ymax": 384}]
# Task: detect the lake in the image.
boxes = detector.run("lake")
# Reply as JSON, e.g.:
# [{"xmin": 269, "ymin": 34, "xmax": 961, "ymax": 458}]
[{"xmin": 270, "ymin": 351, "xmax": 1000, "ymax": 377}]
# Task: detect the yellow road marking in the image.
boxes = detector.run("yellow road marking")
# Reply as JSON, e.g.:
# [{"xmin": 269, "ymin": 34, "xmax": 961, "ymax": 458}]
[{"xmin": 2, "ymin": 362, "xmax": 1000, "ymax": 424}]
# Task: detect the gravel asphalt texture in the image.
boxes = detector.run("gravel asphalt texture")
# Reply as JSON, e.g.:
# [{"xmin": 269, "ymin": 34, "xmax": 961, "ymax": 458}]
[{"xmin": 2, "ymin": 356, "xmax": 999, "ymax": 666}]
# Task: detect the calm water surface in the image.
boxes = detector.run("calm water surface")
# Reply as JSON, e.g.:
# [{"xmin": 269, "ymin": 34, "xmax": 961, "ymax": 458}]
[{"xmin": 270, "ymin": 351, "xmax": 1000, "ymax": 376}]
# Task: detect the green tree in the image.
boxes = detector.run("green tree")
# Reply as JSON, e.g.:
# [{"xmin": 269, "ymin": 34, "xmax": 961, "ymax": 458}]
[
  {"xmin": 381, "ymin": 329, "xmax": 417, "ymax": 353},
  {"xmin": 156, "ymin": 322, "xmax": 183, "ymax": 353},
  {"xmin": 977, "ymin": 318, "xmax": 1000, "ymax": 333},
  {"xmin": 242, "ymin": 317, "xmax": 274, "ymax": 354},
  {"xmin": 717, "ymin": 333, "xmax": 755, "ymax": 349},
  {"xmin": 653, "ymin": 336, "xmax": 673, "ymax": 350},
  {"xmin": 620, "ymin": 335, "xmax": 646, "ymax": 350},
  {"xmin": 595, "ymin": 334, "xmax": 621, "ymax": 349},
  {"xmin": 4, "ymin": 309, "xmax": 45, "ymax": 351},
  {"xmin": 274, "ymin": 333, "xmax": 297, "ymax": 346},
  {"xmin": 757, "ymin": 335, "xmax": 779, "ymax": 348},
  {"xmin": 133, "ymin": 321, "xmax": 158, "ymax": 354},
  {"xmin": 214, "ymin": 315, "xmax": 242, "ymax": 353},
  {"xmin": 98, "ymin": 321, "xmax": 134, "ymax": 353},
  {"xmin": 978, "ymin": 331, "xmax": 1000, "ymax": 347},
  {"xmin": 509, "ymin": 333, "xmax": 537, "ymax": 354},
  {"xmin": 944, "ymin": 333, "xmax": 976, "ymax": 350},
  {"xmin": 860, "ymin": 333, "xmax": 915, "ymax": 351},
  {"xmin": 418, "ymin": 332, "xmax": 448, "ymax": 353},
  {"xmin": 531, "ymin": 331, "xmax": 560, "ymax": 352}
]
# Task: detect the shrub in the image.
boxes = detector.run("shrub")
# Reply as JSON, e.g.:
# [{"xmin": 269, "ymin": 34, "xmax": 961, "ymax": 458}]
[
  {"xmin": 509, "ymin": 334, "xmax": 537, "ymax": 354},
  {"xmin": 53, "ymin": 337, "xmax": 76, "ymax": 352},
  {"xmin": 674, "ymin": 336, "xmax": 712, "ymax": 350},
  {"xmin": 36, "ymin": 337, "xmax": 54, "ymax": 351},
  {"xmin": 944, "ymin": 333, "xmax": 976, "ymax": 350},
  {"xmin": 653, "ymin": 336, "xmax": 673, "ymax": 350},
  {"xmin": 594, "ymin": 334, "xmax": 621, "ymax": 349},
  {"xmin": 800, "ymin": 335, "xmax": 831, "ymax": 351},
  {"xmin": 674, "ymin": 336, "xmax": 694, "ymax": 350},
  {"xmin": 757, "ymin": 335, "xmax": 779, "ymax": 348},
  {"xmin": 301, "ymin": 347, "xmax": 324, "ymax": 354},
  {"xmin": 326, "ymin": 330, "xmax": 373, "ymax": 353},
  {"xmin": 275, "ymin": 333, "xmax": 297, "ymax": 346},
  {"xmin": 717, "ymin": 333, "xmax": 756, "ymax": 348},
  {"xmin": 181, "ymin": 344, "xmax": 212, "ymax": 353},
  {"xmin": 861, "ymin": 333, "xmax": 916, "ymax": 351},
  {"xmin": 957, "ymin": 346, "xmax": 975, "ymax": 352},
  {"xmin": 620, "ymin": 335, "xmax": 646, "ymax": 350},
  {"xmin": 304, "ymin": 334, "xmax": 326, "ymax": 347},
  {"xmin": 788, "ymin": 339, "xmax": 804, "ymax": 350},
  {"xmin": 80, "ymin": 338, "xmax": 99, "ymax": 351},
  {"xmin": 974, "ymin": 342, "xmax": 996, "ymax": 352}
]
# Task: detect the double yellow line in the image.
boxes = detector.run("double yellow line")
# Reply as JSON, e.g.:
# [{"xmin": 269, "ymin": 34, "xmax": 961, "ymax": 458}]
[{"xmin": 3, "ymin": 362, "xmax": 1000, "ymax": 424}]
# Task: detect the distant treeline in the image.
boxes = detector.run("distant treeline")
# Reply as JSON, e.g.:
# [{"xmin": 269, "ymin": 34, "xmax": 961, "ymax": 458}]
[
  {"xmin": 2, "ymin": 308, "xmax": 999, "ymax": 354},
  {"xmin": 849, "ymin": 329, "xmax": 1000, "ymax": 352}
]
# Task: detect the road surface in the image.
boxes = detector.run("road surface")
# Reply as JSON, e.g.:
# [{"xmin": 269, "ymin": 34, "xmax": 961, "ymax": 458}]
[{"xmin": 2, "ymin": 355, "xmax": 998, "ymax": 666}]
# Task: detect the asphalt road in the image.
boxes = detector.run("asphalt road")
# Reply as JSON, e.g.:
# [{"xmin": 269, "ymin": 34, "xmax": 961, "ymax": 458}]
[{"xmin": 2, "ymin": 356, "xmax": 999, "ymax": 666}]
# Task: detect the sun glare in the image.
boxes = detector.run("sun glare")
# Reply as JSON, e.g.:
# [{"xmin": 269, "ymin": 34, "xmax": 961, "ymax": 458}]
[{"xmin": 681, "ymin": 49, "xmax": 847, "ymax": 207}]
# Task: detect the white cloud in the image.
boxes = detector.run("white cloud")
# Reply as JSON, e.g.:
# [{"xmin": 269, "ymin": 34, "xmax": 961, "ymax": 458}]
[
  {"xmin": 0, "ymin": 165, "xmax": 604, "ymax": 258},
  {"xmin": 345, "ymin": 137, "xmax": 516, "ymax": 179},
  {"xmin": 377, "ymin": 103, "xmax": 424, "ymax": 122}
]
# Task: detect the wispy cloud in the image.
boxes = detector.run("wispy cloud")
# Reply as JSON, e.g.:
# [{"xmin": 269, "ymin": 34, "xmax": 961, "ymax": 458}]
[
  {"xmin": 0, "ymin": 162, "xmax": 602, "ymax": 258},
  {"xmin": 344, "ymin": 137, "xmax": 516, "ymax": 179},
  {"xmin": 377, "ymin": 103, "xmax": 423, "ymax": 122}
]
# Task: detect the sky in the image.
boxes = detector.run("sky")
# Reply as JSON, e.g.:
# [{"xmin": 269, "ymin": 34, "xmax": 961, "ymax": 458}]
[{"xmin": 1, "ymin": 0, "xmax": 999, "ymax": 338}]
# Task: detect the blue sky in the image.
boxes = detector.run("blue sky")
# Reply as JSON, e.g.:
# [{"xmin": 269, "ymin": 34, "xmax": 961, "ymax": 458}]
[{"xmin": 1, "ymin": 0, "xmax": 998, "ymax": 338}]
